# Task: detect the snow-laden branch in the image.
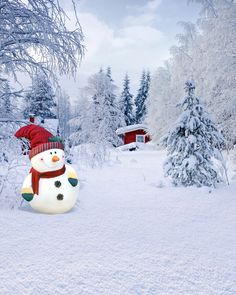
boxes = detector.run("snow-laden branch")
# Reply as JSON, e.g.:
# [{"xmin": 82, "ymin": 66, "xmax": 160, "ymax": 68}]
[{"xmin": 0, "ymin": 0, "xmax": 84, "ymax": 81}]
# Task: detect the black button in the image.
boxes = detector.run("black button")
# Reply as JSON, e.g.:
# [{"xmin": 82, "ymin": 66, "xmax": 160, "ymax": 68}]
[
  {"xmin": 57, "ymin": 194, "xmax": 64, "ymax": 201},
  {"xmin": 55, "ymin": 181, "xmax": 61, "ymax": 188}
]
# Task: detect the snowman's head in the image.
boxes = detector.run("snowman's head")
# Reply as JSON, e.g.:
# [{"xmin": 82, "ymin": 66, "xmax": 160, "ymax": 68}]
[{"xmin": 31, "ymin": 149, "xmax": 65, "ymax": 172}]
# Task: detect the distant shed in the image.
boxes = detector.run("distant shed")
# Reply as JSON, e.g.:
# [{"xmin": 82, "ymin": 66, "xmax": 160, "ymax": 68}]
[{"xmin": 116, "ymin": 124, "xmax": 151, "ymax": 145}]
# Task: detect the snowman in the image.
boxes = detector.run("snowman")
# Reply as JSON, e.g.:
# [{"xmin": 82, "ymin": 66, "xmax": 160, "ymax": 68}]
[{"xmin": 15, "ymin": 124, "xmax": 79, "ymax": 214}]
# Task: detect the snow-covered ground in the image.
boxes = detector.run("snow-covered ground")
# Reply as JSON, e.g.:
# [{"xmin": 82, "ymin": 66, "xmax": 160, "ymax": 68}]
[{"xmin": 0, "ymin": 150, "xmax": 236, "ymax": 295}]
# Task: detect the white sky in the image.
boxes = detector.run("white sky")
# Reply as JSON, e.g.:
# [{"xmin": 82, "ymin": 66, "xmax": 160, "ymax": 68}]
[{"xmin": 60, "ymin": 0, "xmax": 201, "ymax": 101}]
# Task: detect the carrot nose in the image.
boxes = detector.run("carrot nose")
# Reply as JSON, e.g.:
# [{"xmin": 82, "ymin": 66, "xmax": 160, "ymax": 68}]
[{"xmin": 52, "ymin": 155, "xmax": 60, "ymax": 162}]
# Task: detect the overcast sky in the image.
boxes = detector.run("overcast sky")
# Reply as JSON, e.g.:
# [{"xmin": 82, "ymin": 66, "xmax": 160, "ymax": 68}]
[{"xmin": 61, "ymin": 0, "xmax": 201, "ymax": 100}]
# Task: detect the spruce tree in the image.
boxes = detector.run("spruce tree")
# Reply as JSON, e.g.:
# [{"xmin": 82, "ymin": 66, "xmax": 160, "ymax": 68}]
[
  {"xmin": 106, "ymin": 66, "xmax": 113, "ymax": 82},
  {"xmin": 146, "ymin": 70, "xmax": 151, "ymax": 93},
  {"xmin": 24, "ymin": 73, "xmax": 57, "ymax": 119},
  {"xmin": 103, "ymin": 67, "xmax": 124, "ymax": 145},
  {"xmin": 135, "ymin": 70, "xmax": 151, "ymax": 123},
  {"xmin": 120, "ymin": 74, "xmax": 134, "ymax": 126},
  {"xmin": 162, "ymin": 80, "xmax": 226, "ymax": 187}
]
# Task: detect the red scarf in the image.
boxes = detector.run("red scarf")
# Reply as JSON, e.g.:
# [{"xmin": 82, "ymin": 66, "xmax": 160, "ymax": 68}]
[{"xmin": 30, "ymin": 165, "xmax": 66, "ymax": 195}]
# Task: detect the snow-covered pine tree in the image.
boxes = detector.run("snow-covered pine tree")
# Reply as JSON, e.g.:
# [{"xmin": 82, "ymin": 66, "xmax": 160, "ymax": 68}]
[
  {"xmin": 162, "ymin": 80, "xmax": 226, "ymax": 187},
  {"xmin": 24, "ymin": 73, "xmax": 57, "ymax": 119},
  {"xmin": 106, "ymin": 66, "xmax": 113, "ymax": 82},
  {"xmin": 146, "ymin": 70, "xmax": 151, "ymax": 91},
  {"xmin": 120, "ymin": 74, "xmax": 134, "ymax": 126},
  {"xmin": 135, "ymin": 70, "xmax": 151, "ymax": 123}
]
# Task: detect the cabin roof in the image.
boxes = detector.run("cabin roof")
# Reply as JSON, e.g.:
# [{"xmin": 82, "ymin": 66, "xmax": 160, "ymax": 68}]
[{"xmin": 116, "ymin": 124, "xmax": 149, "ymax": 135}]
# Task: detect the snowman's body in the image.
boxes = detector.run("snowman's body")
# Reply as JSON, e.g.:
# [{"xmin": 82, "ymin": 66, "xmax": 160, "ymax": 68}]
[
  {"xmin": 23, "ymin": 165, "xmax": 78, "ymax": 214},
  {"xmin": 22, "ymin": 148, "xmax": 79, "ymax": 214}
]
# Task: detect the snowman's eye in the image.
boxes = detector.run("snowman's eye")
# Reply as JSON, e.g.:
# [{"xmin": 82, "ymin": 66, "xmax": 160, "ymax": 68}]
[
  {"xmin": 54, "ymin": 151, "xmax": 57, "ymax": 154},
  {"xmin": 50, "ymin": 152, "xmax": 52, "ymax": 155},
  {"xmin": 41, "ymin": 158, "xmax": 43, "ymax": 161}
]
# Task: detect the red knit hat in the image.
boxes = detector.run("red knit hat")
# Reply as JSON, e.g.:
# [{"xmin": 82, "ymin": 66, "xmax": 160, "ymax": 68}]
[{"xmin": 15, "ymin": 124, "xmax": 64, "ymax": 159}]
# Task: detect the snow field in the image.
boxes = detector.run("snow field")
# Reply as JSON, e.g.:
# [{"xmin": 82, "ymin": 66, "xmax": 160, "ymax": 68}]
[{"xmin": 0, "ymin": 150, "xmax": 236, "ymax": 294}]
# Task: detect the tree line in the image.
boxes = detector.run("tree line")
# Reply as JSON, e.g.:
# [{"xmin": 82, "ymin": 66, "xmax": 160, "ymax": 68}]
[{"xmin": 0, "ymin": 67, "xmax": 152, "ymax": 147}]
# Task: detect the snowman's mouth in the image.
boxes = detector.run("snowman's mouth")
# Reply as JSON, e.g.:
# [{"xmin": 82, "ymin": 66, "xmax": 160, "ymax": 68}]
[{"xmin": 44, "ymin": 160, "xmax": 62, "ymax": 169}]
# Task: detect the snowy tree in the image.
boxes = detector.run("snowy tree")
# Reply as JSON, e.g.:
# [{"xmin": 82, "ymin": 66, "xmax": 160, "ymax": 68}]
[
  {"xmin": 146, "ymin": 71, "xmax": 151, "ymax": 90},
  {"xmin": 120, "ymin": 74, "xmax": 134, "ymax": 126},
  {"xmin": 106, "ymin": 66, "xmax": 113, "ymax": 82},
  {"xmin": 23, "ymin": 73, "xmax": 57, "ymax": 119},
  {"xmin": 0, "ymin": 122, "xmax": 29, "ymax": 209},
  {"xmin": 69, "ymin": 70, "xmax": 123, "ymax": 167},
  {"xmin": 147, "ymin": 64, "xmax": 174, "ymax": 143},
  {"xmin": 0, "ymin": 0, "xmax": 84, "ymax": 83},
  {"xmin": 147, "ymin": 21, "xmax": 203, "ymax": 144},
  {"xmin": 169, "ymin": 21, "xmax": 199, "ymax": 100},
  {"xmin": 105, "ymin": 66, "xmax": 125, "ymax": 130},
  {"xmin": 57, "ymin": 90, "xmax": 71, "ymax": 140},
  {"xmin": 0, "ymin": 81, "xmax": 13, "ymax": 118},
  {"xmin": 193, "ymin": 0, "xmax": 236, "ymax": 145},
  {"xmin": 0, "ymin": 80, "xmax": 23, "ymax": 118},
  {"xmin": 88, "ymin": 70, "xmax": 122, "ymax": 147},
  {"xmin": 135, "ymin": 70, "xmax": 151, "ymax": 123},
  {"xmin": 162, "ymin": 80, "xmax": 226, "ymax": 187},
  {"xmin": 69, "ymin": 86, "xmax": 108, "ymax": 167},
  {"xmin": 69, "ymin": 90, "xmax": 91, "ymax": 146},
  {"xmin": 147, "ymin": 0, "xmax": 236, "ymax": 146}
]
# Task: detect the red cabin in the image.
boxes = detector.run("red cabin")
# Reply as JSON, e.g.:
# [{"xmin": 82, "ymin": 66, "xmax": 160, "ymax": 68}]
[{"xmin": 116, "ymin": 124, "xmax": 151, "ymax": 145}]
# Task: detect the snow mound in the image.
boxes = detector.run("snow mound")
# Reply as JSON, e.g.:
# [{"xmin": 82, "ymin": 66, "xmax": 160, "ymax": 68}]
[{"xmin": 117, "ymin": 142, "xmax": 156, "ymax": 152}]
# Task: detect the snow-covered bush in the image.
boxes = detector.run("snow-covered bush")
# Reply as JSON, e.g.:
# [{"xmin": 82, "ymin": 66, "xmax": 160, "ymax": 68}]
[
  {"xmin": 0, "ymin": 123, "xmax": 29, "ymax": 209},
  {"xmin": 71, "ymin": 143, "xmax": 110, "ymax": 169},
  {"xmin": 162, "ymin": 80, "xmax": 226, "ymax": 187}
]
